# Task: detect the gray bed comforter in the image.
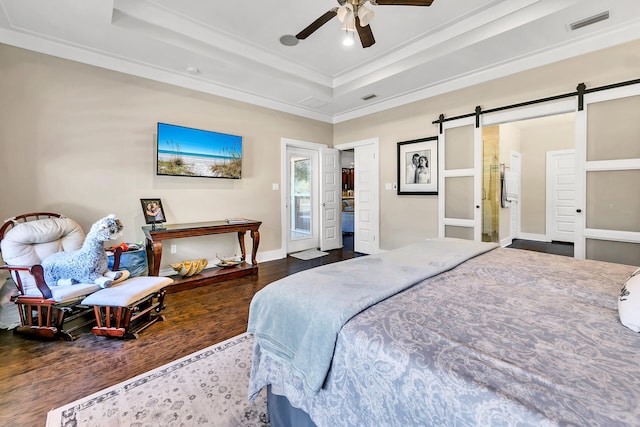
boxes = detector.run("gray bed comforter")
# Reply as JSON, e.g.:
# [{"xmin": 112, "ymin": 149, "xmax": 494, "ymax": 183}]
[
  {"xmin": 248, "ymin": 246, "xmax": 640, "ymax": 426},
  {"xmin": 248, "ymin": 238, "xmax": 497, "ymax": 394}
]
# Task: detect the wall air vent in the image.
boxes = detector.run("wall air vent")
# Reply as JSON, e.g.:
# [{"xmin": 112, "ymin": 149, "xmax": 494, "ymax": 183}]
[
  {"xmin": 361, "ymin": 94, "xmax": 377, "ymax": 101},
  {"xmin": 569, "ymin": 11, "xmax": 609, "ymax": 31}
]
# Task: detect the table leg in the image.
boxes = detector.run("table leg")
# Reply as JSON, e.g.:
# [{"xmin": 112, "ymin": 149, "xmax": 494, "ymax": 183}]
[
  {"xmin": 237, "ymin": 231, "xmax": 247, "ymax": 262},
  {"xmin": 145, "ymin": 238, "xmax": 163, "ymax": 276},
  {"xmin": 250, "ymin": 230, "xmax": 260, "ymax": 267}
]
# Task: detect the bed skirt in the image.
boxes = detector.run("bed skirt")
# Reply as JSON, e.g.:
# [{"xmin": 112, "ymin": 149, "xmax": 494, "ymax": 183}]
[{"xmin": 267, "ymin": 385, "xmax": 316, "ymax": 427}]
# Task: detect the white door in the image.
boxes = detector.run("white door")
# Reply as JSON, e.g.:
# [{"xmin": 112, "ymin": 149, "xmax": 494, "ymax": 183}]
[
  {"xmin": 510, "ymin": 151, "xmax": 522, "ymax": 241},
  {"xmin": 320, "ymin": 147, "xmax": 341, "ymax": 251},
  {"xmin": 546, "ymin": 149, "xmax": 576, "ymax": 243},
  {"xmin": 439, "ymin": 117, "xmax": 482, "ymax": 240},
  {"xmin": 354, "ymin": 143, "xmax": 379, "ymax": 254},
  {"xmin": 286, "ymin": 146, "xmax": 319, "ymax": 253}
]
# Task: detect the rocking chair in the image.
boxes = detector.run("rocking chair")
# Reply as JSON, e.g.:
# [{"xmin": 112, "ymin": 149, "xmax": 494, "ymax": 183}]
[{"xmin": 0, "ymin": 212, "xmax": 171, "ymax": 340}]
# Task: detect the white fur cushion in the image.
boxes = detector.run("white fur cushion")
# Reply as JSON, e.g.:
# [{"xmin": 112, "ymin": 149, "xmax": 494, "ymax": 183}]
[
  {"xmin": 619, "ymin": 268, "xmax": 640, "ymax": 332},
  {"xmin": 1, "ymin": 217, "xmax": 84, "ymax": 296},
  {"xmin": 81, "ymin": 276, "xmax": 173, "ymax": 307}
]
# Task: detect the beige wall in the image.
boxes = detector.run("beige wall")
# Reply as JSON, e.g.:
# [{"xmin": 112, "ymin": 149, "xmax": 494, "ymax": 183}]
[
  {"xmin": 0, "ymin": 43, "xmax": 332, "ymax": 269},
  {"xmin": 335, "ymin": 39, "xmax": 640, "ymax": 250},
  {"xmin": 1, "ymin": 38, "xmax": 639, "ymax": 265}
]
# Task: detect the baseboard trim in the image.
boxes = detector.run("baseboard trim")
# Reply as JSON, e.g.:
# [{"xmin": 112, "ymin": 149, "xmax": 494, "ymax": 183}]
[
  {"xmin": 500, "ymin": 237, "xmax": 513, "ymax": 247},
  {"xmin": 256, "ymin": 248, "xmax": 286, "ymax": 263},
  {"xmin": 516, "ymin": 233, "xmax": 550, "ymax": 242}
]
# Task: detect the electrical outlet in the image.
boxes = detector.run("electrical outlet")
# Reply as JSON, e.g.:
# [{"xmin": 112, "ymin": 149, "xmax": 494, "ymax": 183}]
[{"xmin": 170, "ymin": 244, "xmax": 177, "ymax": 254}]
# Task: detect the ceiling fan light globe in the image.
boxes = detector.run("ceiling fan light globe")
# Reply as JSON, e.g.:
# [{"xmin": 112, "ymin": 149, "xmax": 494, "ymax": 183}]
[
  {"xmin": 342, "ymin": 35, "xmax": 355, "ymax": 46},
  {"xmin": 358, "ymin": 6, "xmax": 374, "ymax": 26},
  {"xmin": 337, "ymin": 3, "xmax": 354, "ymax": 22}
]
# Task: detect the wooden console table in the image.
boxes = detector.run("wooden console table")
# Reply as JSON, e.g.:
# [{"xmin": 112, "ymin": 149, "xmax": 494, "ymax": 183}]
[{"xmin": 142, "ymin": 220, "xmax": 261, "ymax": 292}]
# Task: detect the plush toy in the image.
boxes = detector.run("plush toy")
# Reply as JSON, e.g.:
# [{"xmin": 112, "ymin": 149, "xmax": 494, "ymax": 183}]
[{"xmin": 42, "ymin": 214, "xmax": 126, "ymax": 288}]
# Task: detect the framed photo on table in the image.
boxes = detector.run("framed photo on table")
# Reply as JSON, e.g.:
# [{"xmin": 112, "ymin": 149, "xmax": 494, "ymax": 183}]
[
  {"xmin": 140, "ymin": 198, "xmax": 167, "ymax": 225},
  {"xmin": 397, "ymin": 136, "xmax": 438, "ymax": 195}
]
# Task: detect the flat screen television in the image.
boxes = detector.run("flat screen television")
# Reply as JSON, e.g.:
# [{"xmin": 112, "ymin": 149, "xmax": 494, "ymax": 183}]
[{"xmin": 156, "ymin": 122, "xmax": 242, "ymax": 179}]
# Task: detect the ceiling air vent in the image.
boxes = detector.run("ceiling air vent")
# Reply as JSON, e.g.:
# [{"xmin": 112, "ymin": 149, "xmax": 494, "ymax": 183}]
[
  {"xmin": 569, "ymin": 11, "xmax": 609, "ymax": 31},
  {"xmin": 298, "ymin": 96, "xmax": 328, "ymax": 108},
  {"xmin": 361, "ymin": 94, "xmax": 377, "ymax": 101}
]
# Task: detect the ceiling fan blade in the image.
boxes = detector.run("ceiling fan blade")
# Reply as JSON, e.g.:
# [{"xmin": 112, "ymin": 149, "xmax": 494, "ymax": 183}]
[
  {"xmin": 296, "ymin": 9, "xmax": 338, "ymax": 40},
  {"xmin": 356, "ymin": 17, "xmax": 376, "ymax": 48},
  {"xmin": 374, "ymin": 0, "xmax": 435, "ymax": 6}
]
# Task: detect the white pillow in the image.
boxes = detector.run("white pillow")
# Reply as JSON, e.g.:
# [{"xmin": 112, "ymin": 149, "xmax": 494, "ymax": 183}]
[
  {"xmin": 619, "ymin": 268, "xmax": 640, "ymax": 332},
  {"xmin": 0, "ymin": 217, "xmax": 84, "ymax": 296}
]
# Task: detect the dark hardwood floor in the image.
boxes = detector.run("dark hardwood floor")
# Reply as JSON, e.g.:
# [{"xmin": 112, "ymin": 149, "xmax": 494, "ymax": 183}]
[
  {"xmin": 0, "ymin": 238, "xmax": 360, "ymax": 427},
  {"xmin": 507, "ymin": 238, "xmax": 574, "ymax": 257},
  {"xmin": 1, "ymin": 235, "xmax": 569, "ymax": 426}
]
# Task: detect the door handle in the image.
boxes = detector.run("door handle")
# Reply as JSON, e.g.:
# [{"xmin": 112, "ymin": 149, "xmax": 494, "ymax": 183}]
[{"xmin": 576, "ymin": 209, "xmax": 582, "ymax": 213}]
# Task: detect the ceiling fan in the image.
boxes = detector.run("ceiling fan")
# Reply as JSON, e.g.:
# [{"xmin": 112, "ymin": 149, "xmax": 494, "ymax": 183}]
[{"xmin": 295, "ymin": 0, "xmax": 436, "ymax": 48}]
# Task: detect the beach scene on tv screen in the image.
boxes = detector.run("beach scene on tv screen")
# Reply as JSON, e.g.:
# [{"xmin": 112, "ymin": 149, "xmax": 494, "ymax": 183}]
[{"xmin": 157, "ymin": 123, "xmax": 242, "ymax": 179}]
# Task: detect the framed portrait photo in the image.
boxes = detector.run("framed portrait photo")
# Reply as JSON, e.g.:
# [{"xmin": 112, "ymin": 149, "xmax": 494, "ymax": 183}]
[
  {"xmin": 140, "ymin": 198, "xmax": 167, "ymax": 224},
  {"xmin": 397, "ymin": 136, "xmax": 438, "ymax": 195}
]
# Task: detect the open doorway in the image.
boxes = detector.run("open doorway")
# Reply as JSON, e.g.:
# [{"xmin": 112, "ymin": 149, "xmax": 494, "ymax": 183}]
[
  {"xmin": 484, "ymin": 112, "xmax": 576, "ymax": 247},
  {"xmin": 286, "ymin": 146, "xmax": 319, "ymax": 254},
  {"xmin": 335, "ymin": 138, "xmax": 380, "ymax": 255},
  {"xmin": 341, "ymin": 150, "xmax": 355, "ymax": 252},
  {"xmin": 482, "ymin": 126, "xmax": 500, "ymax": 243}
]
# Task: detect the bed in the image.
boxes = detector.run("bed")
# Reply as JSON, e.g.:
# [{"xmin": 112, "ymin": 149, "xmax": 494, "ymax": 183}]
[{"xmin": 247, "ymin": 238, "xmax": 640, "ymax": 426}]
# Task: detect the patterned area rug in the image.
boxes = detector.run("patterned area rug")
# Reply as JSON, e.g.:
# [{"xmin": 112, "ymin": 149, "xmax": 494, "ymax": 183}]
[
  {"xmin": 289, "ymin": 249, "xmax": 329, "ymax": 260},
  {"xmin": 46, "ymin": 333, "xmax": 268, "ymax": 427}
]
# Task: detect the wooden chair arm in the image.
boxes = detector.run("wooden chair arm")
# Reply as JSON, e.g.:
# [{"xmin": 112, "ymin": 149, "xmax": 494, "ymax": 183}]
[
  {"xmin": 0, "ymin": 264, "xmax": 52, "ymax": 299},
  {"xmin": 111, "ymin": 246, "xmax": 123, "ymax": 271}
]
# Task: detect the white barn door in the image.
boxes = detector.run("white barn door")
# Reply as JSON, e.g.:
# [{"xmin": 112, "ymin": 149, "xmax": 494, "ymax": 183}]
[
  {"xmin": 575, "ymin": 83, "xmax": 640, "ymax": 265},
  {"xmin": 439, "ymin": 116, "xmax": 482, "ymax": 241}
]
